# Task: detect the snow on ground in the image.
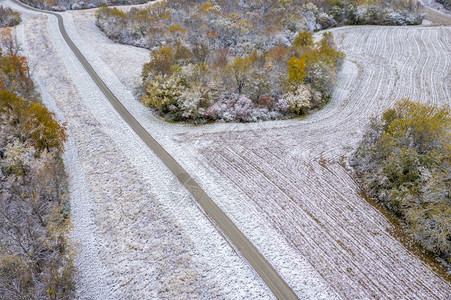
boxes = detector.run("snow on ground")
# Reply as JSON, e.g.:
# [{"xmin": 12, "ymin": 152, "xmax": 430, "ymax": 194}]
[
  {"xmin": 5, "ymin": 1, "xmax": 273, "ymax": 299},
  {"xmin": 64, "ymin": 8, "xmax": 342, "ymax": 299},
  {"xmin": 64, "ymin": 6, "xmax": 451, "ymax": 300},
  {"xmin": 8, "ymin": 0, "xmax": 451, "ymax": 297}
]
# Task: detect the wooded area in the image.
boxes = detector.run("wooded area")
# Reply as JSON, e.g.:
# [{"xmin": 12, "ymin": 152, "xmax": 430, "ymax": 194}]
[
  {"xmin": 353, "ymin": 100, "xmax": 451, "ymax": 271},
  {"xmin": 0, "ymin": 24, "xmax": 75, "ymax": 299}
]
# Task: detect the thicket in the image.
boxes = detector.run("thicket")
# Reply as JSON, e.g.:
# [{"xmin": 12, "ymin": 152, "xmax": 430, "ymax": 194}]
[
  {"xmin": 96, "ymin": 0, "xmax": 423, "ymax": 47},
  {"xmin": 97, "ymin": 2, "xmax": 351, "ymax": 122},
  {"xmin": 0, "ymin": 29, "xmax": 75, "ymax": 298},
  {"xmin": 353, "ymin": 99, "xmax": 451, "ymax": 270},
  {"xmin": 0, "ymin": 6, "xmax": 21, "ymax": 28},
  {"xmin": 96, "ymin": 0, "xmax": 422, "ymax": 123}
]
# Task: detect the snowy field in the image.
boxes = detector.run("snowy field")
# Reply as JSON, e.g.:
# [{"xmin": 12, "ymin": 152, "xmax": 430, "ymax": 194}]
[{"xmin": 6, "ymin": 0, "xmax": 451, "ymax": 298}]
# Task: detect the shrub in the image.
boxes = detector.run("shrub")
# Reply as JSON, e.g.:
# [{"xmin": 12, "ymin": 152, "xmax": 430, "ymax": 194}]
[
  {"xmin": 142, "ymin": 46, "xmax": 174, "ymax": 81},
  {"xmin": 293, "ymin": 31, "xmax": 314, "ymax": 48},
  {"xmin": 0, "ymin": 6, "xmax": 21, "ymax": 28},
  {"xmin": 177, "ymin": 85, "xmax": 211, "ymax": 120},
  {"xmin": 141, "ymin": 74, "xmax": 186, "ymax": 114},
  {"xmin": 287, "ymin": 56, "xmax": 307, "ymax": 84},
  {"xmin": 23, "ymin": 103, "xmax": 67, "ymax": 152},
  {"xmin": 284, "ymin": 84, "xmax": 312, "ymax": 115}
]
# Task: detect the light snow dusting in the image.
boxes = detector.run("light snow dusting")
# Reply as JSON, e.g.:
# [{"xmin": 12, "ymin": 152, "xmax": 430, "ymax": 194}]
[{"xmin": 7, "ymin": 0, "xmax": 451, "ymax": 298}]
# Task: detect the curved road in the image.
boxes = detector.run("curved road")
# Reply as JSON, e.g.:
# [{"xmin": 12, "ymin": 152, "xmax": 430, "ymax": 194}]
[{"xmin": 12, "ymin": 1, "xmax": 299, "ymax": 299}]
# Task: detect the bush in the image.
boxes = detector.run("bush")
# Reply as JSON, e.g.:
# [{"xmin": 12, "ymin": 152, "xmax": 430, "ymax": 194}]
[
  {"xmin": 0, "ymin": 6, "xmax": 21, "ymax": 28},
  {"xmin": 23, "ymin": 103, "xmax": 67, "ymax": 152},
  {"xmin": 137, "ymin": 28, "xmax": 343, "ymax": 122},
  {"xmin": 284, "ymin": 84, "xmax": 312, "ymax": 115},
  {"xmin": 141, "ymin": 74, "xmax": 185, "ymax": 113}
]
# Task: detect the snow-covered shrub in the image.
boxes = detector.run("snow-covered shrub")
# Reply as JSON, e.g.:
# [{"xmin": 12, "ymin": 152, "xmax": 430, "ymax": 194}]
[
  {"xmin": 257, "ymin": 95, "xmax": 275, "ymax": 109},
  {"xmin": 352, "ymin": 5, "xmax": 423, "ymax": 25},
  {"xmin": 51, "ymin": 5, "xmax": 66, "ymax": 11},
  {"xmin": 205, "ymin": 98, "xmax": 236, "ymax": 122},
  {"xmin": 273, "ymin": 98, "xmax": 290, "ymax": 113},
  {"xmin": 243, "ymin": 72, "xmax": 271, "ymax": 101},
  {"xmin": 3, "ymin": 141, "xmax": 33, "ymax": 175},
  {"xmin": 384, "ymin": 10, "xmax": 423, "ymax": 25},
  {"xmin": 305, "ymin": 60, "xmax": 337, "ymax": 101},
  {"xmin": 177, "ymin": 85, "xmax": 210, "ymax": 120},
  {"xmin": 141, "ymin": 74, "xmax": 186, "ymax": 113},
  {"xmin": 0, "ymin": 6, "xmax": 21, "ymax": 27},
  {"xmin": 354, "ymin": 5, "xmax": 385, "ymax": 25},
  {"xmin": 329, "ymin": 5, "xmax": 346, "ymax": 24},
  {"xmin": 70, "ymin": 3, "xmax": 81, "ymax": 10},
  {"xmin": 317, "ymin": 12, "xmax": 337, "ymax": 29},
  {"xmin": 205, "ymin": 94, "xmax": 285, "ymax": 122},
  {"xmin": 303, "ymin": 11, "xmax": 318, "ymax": 32},
  {"xmin": 304, "ymin": 3, "xmax": 319, "ymax": 16},
  {"xmin": 284, "ymin": 85, "xmax": 312, "ymax": 115},
  {"xmin": 234, "ymin": 95, "xmax": 253, "ymax": 122}
]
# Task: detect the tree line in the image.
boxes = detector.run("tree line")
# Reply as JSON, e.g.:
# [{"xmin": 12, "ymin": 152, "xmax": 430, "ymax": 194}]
[{"xmin": 0, "ymin": 22, "xmax": 75, "ymax": 299}]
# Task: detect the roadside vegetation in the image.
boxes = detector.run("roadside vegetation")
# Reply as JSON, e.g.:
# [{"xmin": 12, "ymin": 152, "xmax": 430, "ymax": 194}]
[
  {"xmin": 353, "ymin": 99, "xmax": 451, "ymax": 271},
  {"xmin": 0, "ymin": 29, "xmax": 75, "ymax": 298},
  {"xmin": 96, "ymin": 0, "xmax": 422, "ymax": 123},
  {"xmin": 0, "ymin": 6, "xmax": 21, "ymax": 28}
]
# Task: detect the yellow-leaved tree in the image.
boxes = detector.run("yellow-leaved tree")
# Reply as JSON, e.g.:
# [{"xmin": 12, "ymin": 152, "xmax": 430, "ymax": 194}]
[
  {"xmin": 23, "ymin": 103, "xmax": 67, "ymax": 152},
  {"xmin": 287, "ymin": 56, "xmax": 306, "ymax": 84}
]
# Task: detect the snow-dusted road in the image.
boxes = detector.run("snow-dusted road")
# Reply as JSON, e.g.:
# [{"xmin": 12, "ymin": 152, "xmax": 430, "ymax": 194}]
[{"xmin": 8, "ymin": 0, "xmax": 451, "ymax": 298}]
